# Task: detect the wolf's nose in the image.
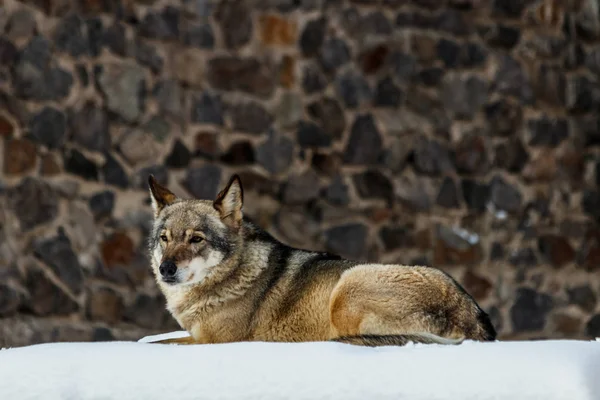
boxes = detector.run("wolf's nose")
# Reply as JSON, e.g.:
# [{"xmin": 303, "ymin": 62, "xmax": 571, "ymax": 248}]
[{"xmin": 159, "ymin": 260, "xmax": 177, "ymax": 278}]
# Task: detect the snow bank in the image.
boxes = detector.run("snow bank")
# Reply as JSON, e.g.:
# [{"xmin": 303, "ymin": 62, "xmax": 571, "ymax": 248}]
[{"xmin": 1, "ymin": 331, "xmax": 599, "ymax": 400}]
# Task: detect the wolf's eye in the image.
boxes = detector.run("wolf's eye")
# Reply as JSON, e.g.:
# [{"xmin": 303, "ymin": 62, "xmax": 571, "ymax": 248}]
[
  {"xmin": 160, "ymin": 235, "xmax": 168, "ymax": 242},
  {"xmin": 190, "ymin": 236, "xmax": 203, "ymax": 244}
]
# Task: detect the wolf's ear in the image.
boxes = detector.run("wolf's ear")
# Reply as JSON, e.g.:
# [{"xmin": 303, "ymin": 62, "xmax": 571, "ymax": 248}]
[
  {"xmin": 213, "ymin": 174, "xmax": 244, "ymax": 229},
  {"xmin": 148, "ymin": 175, "xmax": 177, "ymax": 217}
]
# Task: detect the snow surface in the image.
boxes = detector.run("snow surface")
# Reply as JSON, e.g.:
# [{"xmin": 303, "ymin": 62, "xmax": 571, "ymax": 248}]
[{"xmin": 1, "ymin": 331, "xmax": 599, "ymax": 400}]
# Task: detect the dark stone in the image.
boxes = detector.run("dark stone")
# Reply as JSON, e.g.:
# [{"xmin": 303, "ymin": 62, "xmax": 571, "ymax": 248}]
[
  {"xmin": 139, "ymin": 6, "xmax": 180, "ymax": 40},
  {"xmin": 7, "ymin": 177, "xmax": 59, "ymax": 232},
  {"xmin": 391, "ymin": 51, "xmax": 417, "ymax": 83},
  {"xmin": 454, "ymin": 134, "xmax": 489, "ymax": 174},
  {"xmin": 381, "ymin": 137, "xmax": 412, "ymax": 173},
  {"xmin": 306, "ymin": 97, "xmax": 345, "ymax": 139},
  {"xmin": 191, "ymin": 91, "xmax": 224, "ymax": 126},
  {"xmin": 256, "ymin": 130, "xmax": 295, "ymax": 174},
  {"xmin": 461, "ymin": 42, "xmax": 488, "ymax": 67},
  {"xmin": 494, "ymin": 55, "xmax": 533, "ymax": 103},
  {"xmin": 300, "ymin": 17, "xmax": 327, "ymax": 57},
  {"xmin": 297, "ymin": 121, "xmax": 331, "ymax": 148},
  {"xmin": 565, "ymin": 43, "xmax": 585, "ymax": 70},
  {"xmin": 335, "ymin": 70, "xmax": 372, "ymax": 108},
  {"xmin": 538, "ymin": 234, "xmax": 575, "ymax": 268},
  {"xmin": 461, "ymin": 179, "xmax": 490, "ymax": 212},
  {"xmin": 527, "ymin": 117, "xmax": 569, "ymax": 147},
  {"xmin": 325, "ymin": 223, "xmax": 368, "ymax": 260},
  {"xmin": 567, "ymin": 285, "xmax": 597, "ymax": 313},
  {"xmin": 374, "ymin": 76, "xmax": 403, "ymax": 107},
  {"xmin": 0, "ymin": 284, "xmax": 20, "ymax": 316},
  {"xmin": 325, "ymin": 175, "xmax": 350, "ymax": 206},
  {"xmin": 437, "ymin": 9, "xmax": 471, "ymax": 36},
  {"xmin": 413, "ymin": 136, "xmax": 454, "ymax": 176},
  {"xmin": 92, "ymin": 328, "xmax": 115, "ymax": 342},
  {"xmin": 25, "ymin": 265, "xmax": 79, "ymax": 316},
  {"xmin": 510, "ymin": 288, "xmax": 553, "ymax": 333},
  {"xmin": 33, "ymin": 230, "xmax": 84, "ymax": 294},
  {"xmin": 183, "ymin": 23, "xmax": 215, "ymax": 49},
  {"xmin": 103, "ymin": 23, "xmax": 127, "ymax": 56},
  {"xmin": 494, "ymin": 138, "xmax": 529, "ymax": 173},
  {"xmin": 485, "ymin": 99, "xmax": 523, "ymax": 136},
  {"xmin": 379, "ymin": 226, "xmax": 412, "ymax": 251},
  {"xmin": 76, "ymin": 64, "xmax": 89, "ymax": 86},
  {"xmin": 509, "ymin": 248, "xmax": 538, "ymax": 268},
  {"xmin": 29, "ymin": 107, "xmax": 66, "ymax": 149},
  {"xmin": 102, "ymin": 153, "xmax": 129, "ymax": 188},
  {"xmin": 215, "ymin": 0, "xmax": 252, "ymax": 49},
  {"xmin": 535, "ymin": 64, "xmax": 566, "ymax": 106},
  {"xmin": 443, "ymin": 75, "xmax": 488, "ymax": 119},
  {"xmin": 18, "ymin": 36, "xmax": 51, "ymax": 69},
  {"xmin": 207, "ymin": 56, "xmax": 275, "ymax": 99},
  {"xmin": 437, "ymin": 38, "xmax": 461, "ymax": 68},
  {"xmin": 489, "ymin": 176, "xmax": 522, "ymax": 213},
  {"xmin": 194, "ymin": 132, "xmax": 219, "ymax": 160},
  {"xmin": 436, "ymin": 177, "xmax": 461, "ymax": 208},
  {"xmin": 64, "ymin": 149, "xmax": 99, "ymax": 181},
  {"xmin": 319, "ymin": 38, "xmax": 351, "ymax": 71},
  {"xmin": 585, "ymin": 314, "xmax": 600, "ymax": 337},
  {"xmin": 312, "ymin": 152, "xmax": 342, "ymax": 177},
  {"xmin": 86, "ymin": 18, "xmax": 103, "ymax": 57},
  {"xmin": 395, "ymin": 10, "xmax": 437, "ymax": 29},
  {"xmin": 582, "ymin": 190, "xmax": 600, "ymax": 221},
  {"xmin": 165, "ymin": 140, "xmax": 192, "ymax": 169},
  {"xmin": 566, "ymin": 75, "xmax": 600, "ymax": 113},
  {"xmin": 418, "ymin": 67, "xmax": 444, "ymax": 86},
  {"xmin": 490, "ymin": 242, "xmax": 504, "ymax": 260},
  {"xmin": 135, "ymin": 39, "xmax": 163, "ymax": 74},
  {"xmin": 0, "ymin": 38, "xmax": 18, "ymax": 65},
  {"xmin": 154, "ymin": 80, "xmax": 183, "ymax": 118},
  {"xmin": 54, "ymin": 14, "xmax": 89, "ymax": 57},
  {"xmin": 229, "ymin": 101, "xmax": 273, "ymax": 134},
  {"xmin": 183, "ymin": 165, "xmax": 222, "ymax": 199},
  {"xmin": 89, "ymin": 191, "xmax": 115, "ymax": 221},
  {"xmin": 343, "ymin": 114, "xmax": 382, "ymax": 165},
  {"xmin": 492, "ymin": 0, "xmax": 531, "ymax": 17},
  {"xmin": 302, "ymin": 63, "xmax": 327, "ymax": 94},
  {"xmin": 220, "ymin": 141, "xmax": 255, "ymax": 165},
  {"xmin": 70, "ymin": 102, "xmax": 110, "ymax": 152},
  {"xmin": 484, "ymin": 24, "xmax": 521, "ymax": 49},
  {"xmin": 282, "ymin": 170, "xmax": 321, "ymax": 204},
  {"xmin": 125, "ymin": 294, "xmax": 166, "ymax": 329},
  {"xmin": 353, "ymin": 170, "xmax": 394, "ymax": 203}
]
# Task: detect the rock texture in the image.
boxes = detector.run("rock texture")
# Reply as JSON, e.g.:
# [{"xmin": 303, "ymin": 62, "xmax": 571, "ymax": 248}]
[{"xmin": 1, "ymin": 0, "xmax": 600, "ymax": 347}]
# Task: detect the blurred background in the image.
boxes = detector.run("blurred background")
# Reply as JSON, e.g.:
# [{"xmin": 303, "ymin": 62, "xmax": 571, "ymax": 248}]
[{"xmin": 1, "ymin": 0, "xmax": 599, "ymax": 347}]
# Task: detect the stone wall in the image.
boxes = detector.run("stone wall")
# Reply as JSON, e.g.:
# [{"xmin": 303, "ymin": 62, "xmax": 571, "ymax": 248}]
[{"xmin": 1, "ymin": 0, "xmax": 600, "ymax": 347}]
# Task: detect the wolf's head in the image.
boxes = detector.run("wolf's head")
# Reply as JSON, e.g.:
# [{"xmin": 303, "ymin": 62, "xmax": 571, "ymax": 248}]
[{"xmin": 147, "ymin": 174, "xmax": 244, "ymax": 287}]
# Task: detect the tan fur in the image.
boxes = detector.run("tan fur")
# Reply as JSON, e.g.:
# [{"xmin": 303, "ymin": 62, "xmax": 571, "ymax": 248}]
[{"xmin": 147, "ymin": 175, "xmax": 496, "ymax": 347}]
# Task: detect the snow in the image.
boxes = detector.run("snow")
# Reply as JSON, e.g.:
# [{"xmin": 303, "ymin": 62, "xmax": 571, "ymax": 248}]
[{"xmin": 1, "ymin": 331, "xmax": 599, "ymax": 400}]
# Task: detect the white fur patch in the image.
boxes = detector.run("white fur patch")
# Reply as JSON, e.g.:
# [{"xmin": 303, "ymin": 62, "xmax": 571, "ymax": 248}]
[
  {"xmin": 153, "ymin": 247, "xmax": 163, "ymax": 266},
  {"xmin": 182, "ymin": 252, "xmax": 224, "ymax": 285}
]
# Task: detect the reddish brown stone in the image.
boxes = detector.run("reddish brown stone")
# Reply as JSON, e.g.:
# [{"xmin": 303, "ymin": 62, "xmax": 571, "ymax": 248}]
[
  {"xmin": 538, "ymin": 234, "xmax": 575, "ymax": 268},
  {"xmin": 413, "ymin": 229, "xmax": 431, "ymax": 250},
  {"xmin": 101, "ymin": 232, "xmax": 135, "ymax": 268},
  {"xmin": 462, "ymin": 270, "xmax": 492, "ymax": 301},
  {"xmin": 279, "ymin": 55, "xmax": 295, "ymax": 89},
  {"xmin": 194, "ymin": 131, "xmax": 219, "ymax": 159},
  {"xmin": 552, "ymin": 312, "xmax": 582, "ymax": 336},
  {"xmin": 0, "ymin": 115, "xmax": 14, "ymax": 138},
  {"xmin": 522, "ymin": 149, "xmax": 557, "ymax": 181},
  {"xmin": 411, "ymin": 34, "xmax": 437, "ymax": 62},
  {"xmin": 579, "ymin": 228, "xmax": 600, "ymax": 271},
  {"xmin": 454, "ymin": 135, "xmax": 489, "ymax": 174},
  {"xmin": 369, "ymin": 207, "xmax": 392, "ymax": 223},
  {"xmin": 4, "ymin": 138, "xmax": 37, "ymax": 176},
  {"xmin": 312, "ymin": 152, "xmax": 342, "ymax": 177},
  {"xmin": 360, "ymin": 44, "xmax": 390, "ymax": 75},
  {"xmin": 87, "ymin": 286, "xmax": 124, "ymax": 324},
  {"xmin": 259, "ymin": 14, "xmax": 297, "ymax": 46},
  {"xmin": 40, "ymin": 153, "xmax": 61, "ymax": 176},
  {"xmin": 558, "ymin": 145, "xmax": 584, "ymax": 183}
]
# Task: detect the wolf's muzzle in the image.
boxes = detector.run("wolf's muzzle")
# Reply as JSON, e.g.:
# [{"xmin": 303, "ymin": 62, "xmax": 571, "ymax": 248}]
[{"xmin": 159, "ymin": 260, "xmax": 178, "ymax": 282}]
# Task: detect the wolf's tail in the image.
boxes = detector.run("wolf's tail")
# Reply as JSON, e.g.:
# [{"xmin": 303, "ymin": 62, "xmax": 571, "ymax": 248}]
[{"xmin": 330, "ymin": 332, "xmax": 464, "ymax": 347}]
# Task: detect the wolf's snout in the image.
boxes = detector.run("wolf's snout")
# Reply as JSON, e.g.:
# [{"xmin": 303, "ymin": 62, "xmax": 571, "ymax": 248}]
[{"xmin": 159, "ymin": 260, "xmax": 178, "ymax": 279}]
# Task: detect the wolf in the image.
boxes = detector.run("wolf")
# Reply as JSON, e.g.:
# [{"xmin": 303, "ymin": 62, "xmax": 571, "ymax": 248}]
[{"xmin": 146, "ymin": 174, "xmax": 496, "ymax": 347}]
